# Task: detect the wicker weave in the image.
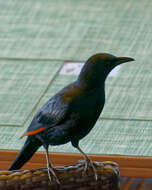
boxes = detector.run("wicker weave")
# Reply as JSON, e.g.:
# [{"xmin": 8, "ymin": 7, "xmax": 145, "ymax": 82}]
[{"xmin": 0, "ymin": 161, "xmax": 119, "ymax": 190}]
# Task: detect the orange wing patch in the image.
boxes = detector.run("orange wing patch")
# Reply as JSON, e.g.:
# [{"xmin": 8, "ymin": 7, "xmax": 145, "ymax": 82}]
[{"xmin": 20, "ymin": 127, "xmax": 45, "ymax": 138}]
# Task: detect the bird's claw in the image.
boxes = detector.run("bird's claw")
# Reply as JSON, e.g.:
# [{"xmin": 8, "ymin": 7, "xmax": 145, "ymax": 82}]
[
  {"xmin": 47, "ymin": 166, "xmax": 60, "ymax": 184},
  {"xmin": 82, "ymin": 159, "xmax": 98, "ymax": 181}
]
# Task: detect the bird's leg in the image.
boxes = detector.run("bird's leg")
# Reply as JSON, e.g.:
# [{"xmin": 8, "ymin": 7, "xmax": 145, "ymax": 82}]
[
  {"xmin": 36, "ymin": 134, "xmax": 60, "ymax": 184},
  {"xmin": 77, "ymin": 145, "xmax": 98, "ymax": 180},
  {"xmin": 45, "ymin": 147, "xmax": 60, "ymax": 184}
]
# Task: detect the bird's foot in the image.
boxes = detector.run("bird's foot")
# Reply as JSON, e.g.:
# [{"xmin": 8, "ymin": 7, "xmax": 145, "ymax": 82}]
[
  {"xmin": 80, "ymin": 159, "xmax": 98, "ymax": 181},
  {"xmin": 47, "ymin": 166, "xmax": 60, "ymax": 184}
]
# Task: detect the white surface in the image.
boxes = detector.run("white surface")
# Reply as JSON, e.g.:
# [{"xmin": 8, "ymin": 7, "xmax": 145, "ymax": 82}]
[{"xmin": 60, "ymin": 62, "xmax": 120, "ymax": 77}]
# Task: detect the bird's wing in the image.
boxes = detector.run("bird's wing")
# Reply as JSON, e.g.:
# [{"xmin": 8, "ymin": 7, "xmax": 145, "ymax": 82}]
[
  {"xmin": 21, "ymin": 92, "xmax": 70, "ymax": 138},
  {"xmin": 36, "ymin": 94, "xmax": 69, "ymax": 125},
  {"xmin": 21, "ymin": 82, "xmax": 84, "ymax": 138}
]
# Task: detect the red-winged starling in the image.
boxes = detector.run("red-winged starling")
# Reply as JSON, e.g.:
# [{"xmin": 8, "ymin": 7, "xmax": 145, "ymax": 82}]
[{"xmin": 8, "ymin": 53, "xmax": 134, "ymax": 183}]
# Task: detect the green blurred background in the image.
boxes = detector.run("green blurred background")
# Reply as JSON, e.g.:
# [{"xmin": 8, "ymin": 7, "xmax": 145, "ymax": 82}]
[{"xmin": 0, "ymin": 0, "xmax": 152, "ymax": 156}]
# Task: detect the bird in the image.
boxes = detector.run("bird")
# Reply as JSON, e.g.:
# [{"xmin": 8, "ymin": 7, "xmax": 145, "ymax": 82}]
[{"xmin": 8, "ymin": 53, "xmax": 134, "ymax": 183}]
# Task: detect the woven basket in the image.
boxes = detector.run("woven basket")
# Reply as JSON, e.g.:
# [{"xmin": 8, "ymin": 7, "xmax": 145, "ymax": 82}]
[{"xmin": 0, "ymin": 161, "xmax": 120, "ymax": 190}]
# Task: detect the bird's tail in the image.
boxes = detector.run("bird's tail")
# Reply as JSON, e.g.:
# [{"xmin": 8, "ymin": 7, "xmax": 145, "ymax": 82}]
[{"xmin": 8, "ymin": 137, "xmax": 42, "ymax": 170}]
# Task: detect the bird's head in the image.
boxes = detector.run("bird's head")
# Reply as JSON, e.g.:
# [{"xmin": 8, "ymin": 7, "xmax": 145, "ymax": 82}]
[{"xmin": 78, "ymin": 53, "xmax": 135, "ymax": 89}]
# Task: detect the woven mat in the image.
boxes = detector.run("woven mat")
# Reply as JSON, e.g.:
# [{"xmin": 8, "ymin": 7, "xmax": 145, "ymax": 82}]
[
  {"xmin": 0, "ymin": 60, "xmax": 62, "ymax": 125},
  {"xmin": 0, "ymin": 0, "xmax": 152, "ymax": 157},
  {"xmin": 0, "ymin": 161, "xmax": 120, "ymax": 190},
  {"xmin": 0, "ymin": 0, "xmax": 151, "ymax": 60}
]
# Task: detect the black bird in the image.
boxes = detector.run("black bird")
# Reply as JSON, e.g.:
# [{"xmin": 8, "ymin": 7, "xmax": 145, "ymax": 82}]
[{"xmin": 9, "ymin": 53, "xmax": 134, "ymax": 183}]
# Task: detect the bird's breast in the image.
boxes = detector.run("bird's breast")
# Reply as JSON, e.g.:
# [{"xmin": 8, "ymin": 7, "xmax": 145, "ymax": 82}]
[{"xmin": 69, "ymin": 90, "xmax": 105, "ymax": 139}]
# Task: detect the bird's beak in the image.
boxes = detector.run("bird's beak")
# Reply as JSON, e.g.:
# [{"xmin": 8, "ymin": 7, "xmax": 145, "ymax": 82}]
[{"xmin": 116, "ymin": 57, "xmax": 135, "ymax": 65}]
